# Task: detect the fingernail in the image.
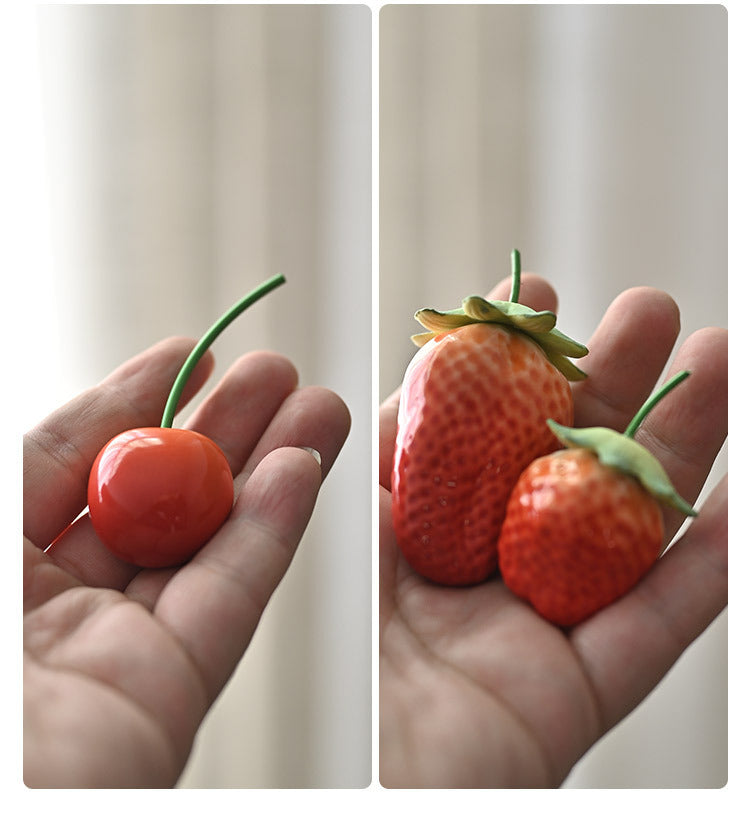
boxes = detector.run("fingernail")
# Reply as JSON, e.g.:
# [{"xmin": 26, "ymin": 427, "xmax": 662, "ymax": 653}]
[{"xmin": 299, "ymin": 446, "xmax": 322, "ymax": 466}]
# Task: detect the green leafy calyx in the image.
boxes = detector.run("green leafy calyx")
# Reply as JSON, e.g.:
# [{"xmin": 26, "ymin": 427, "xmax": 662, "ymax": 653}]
[
  {"xmin": 410, "ymin": 250, "xmax": 588, "ymax": 381},
  {"xmin": 546, "ymin": 369, "xmax": 697, "ymax": 517}
]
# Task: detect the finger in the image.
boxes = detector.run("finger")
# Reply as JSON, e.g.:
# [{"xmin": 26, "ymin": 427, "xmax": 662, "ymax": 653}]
[
  {"xmin": 487, "ymin": 272, "xmax": 560, "ymax": 312},
  {"xmin": 378, "ymin": 274, "xmax": 561, "ymax": 490},
  {"xmin": 379, "ymin": 389, "xmax": 401, "ymax": 490},
  {"xmin": 23, "ymin": 337, "xmax": 214, "ymax": 550},
  {"xmin": 126, "ymin": 388, "xmax": 350, "ymax": 611},
  {"xmin": 379, "ymin": 485, "xmax": 402, "ymax": 627},
  {"xmin": 571, "ymin": 475, "xmax": 727, "ymax": 732},
  {"xmin": 233, "ymin": 385, "xmax": 351, "ymax": 491},
  {"xmin": 23, "ymin": 536, "xmax": 82, "ymax": 613},
  {"xmin": 573, "ymin": 287, "xmax": 681, "ymax": 431},
  {"xmin": 153, "ymin": 447, "xmax": 323, "ymax": 701},
  {"xmin": 184, "ymin": 351, "xmax": 299, "ymax": 475},
  {"xmin": 44, "ymin": 380, "xmax": 348, "ymax": 596},
  {"xmin": 42, "ymin": 512, "xmax": 141, "ymax": 592},
  {"xmin": 634, "ymin": 327, "xmax": 728, "ymax": 542},
  {"xmin": 40, "ymin": 349, "xmax": 298, "ymax": 591}
]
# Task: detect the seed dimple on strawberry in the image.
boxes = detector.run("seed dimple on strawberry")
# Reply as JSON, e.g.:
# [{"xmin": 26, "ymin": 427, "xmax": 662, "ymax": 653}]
[{"xmin": 391, "ymin": 250, "xmax": 588, "ymax": 586}]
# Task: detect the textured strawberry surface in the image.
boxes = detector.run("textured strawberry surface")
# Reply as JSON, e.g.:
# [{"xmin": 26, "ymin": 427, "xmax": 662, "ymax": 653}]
[
  {"xmin": 498, "ymin": 448, "xmax": 664, "ymax": 626},
  {"xmin": 392, "ymin": 323, "xmax": 573, "ymax": 585}
]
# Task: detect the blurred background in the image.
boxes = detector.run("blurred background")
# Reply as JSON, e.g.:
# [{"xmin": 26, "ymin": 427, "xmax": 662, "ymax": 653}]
[
  {"xmin": 27, "ymin": 4, "xmax": 371, "ymax": 788},
  {"xmin": 380, "ymin": 5, "xmax": 727, "ymax": 787}
]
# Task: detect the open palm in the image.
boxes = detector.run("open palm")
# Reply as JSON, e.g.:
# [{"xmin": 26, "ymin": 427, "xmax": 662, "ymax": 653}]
[
  {"xmin": 24, "ymin": 338, "xmax": 350, "ymax": 787},
  {"xmin": 379, "ymin": 274, "xmax": 727, "ymax": 788}
]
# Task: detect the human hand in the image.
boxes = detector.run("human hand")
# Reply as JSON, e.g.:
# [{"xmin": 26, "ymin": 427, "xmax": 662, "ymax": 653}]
[
  {"xmin": 379, "ymin": 274, "xmax": 727, "ymax": 788},
  {"xmin": 23, "ymin": 337, "xmax": 350, "ymax": 787}
]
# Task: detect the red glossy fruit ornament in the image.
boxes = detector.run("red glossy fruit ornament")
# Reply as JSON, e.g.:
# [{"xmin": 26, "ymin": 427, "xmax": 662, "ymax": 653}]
[
  {"xmin": 88, "ymin": 274, "xmax": 285, "ymax": 568},
  {"xmin": 498, "ymin": 370, "xmax": 697, "ymax": 626},
  {"xmin": 391, "ymin": 249, "xmax": 587, "ymax": 585}
]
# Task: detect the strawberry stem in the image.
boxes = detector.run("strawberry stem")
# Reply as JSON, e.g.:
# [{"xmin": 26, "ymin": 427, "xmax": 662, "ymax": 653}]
[
  {"xmin": 623, "ymin": 370, "xmax": 690, "ymax": 439},
  {"xmin": 510, "ymin": 248, "xmax": 521, "ymax": 303},
  {"xmin": 160, "ymin": 274, "xmax": 286, "ymax": 429}
]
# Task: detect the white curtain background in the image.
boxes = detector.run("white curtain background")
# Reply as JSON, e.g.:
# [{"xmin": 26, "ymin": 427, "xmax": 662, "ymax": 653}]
[
  {"xmin": 30, "ymin": 4, "xmax": 371, "ymax": 788},
  {"xmin": 380, "ymin": 5, "xmax": 727, "ymax": 788}
]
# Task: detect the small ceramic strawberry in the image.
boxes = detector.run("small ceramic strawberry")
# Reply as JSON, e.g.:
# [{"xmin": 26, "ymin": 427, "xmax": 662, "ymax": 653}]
[
  {"xmin": 498, "ymin": 370, "xmax": 697, "ymax": 626},
  {"xmin": 391, "ymin": 250, "xmax": 588, "ymax": 585}
]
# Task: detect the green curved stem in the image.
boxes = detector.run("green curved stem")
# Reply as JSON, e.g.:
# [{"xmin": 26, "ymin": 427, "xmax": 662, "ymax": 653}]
[
  {"xmin": 510, "ymin": 248, "xmax": 521, "ymax": 303},
  {"xmin": 160, "ymin": 274, "xmax": 286, "ymax": 428},
  {"xmin": 624, "ymin": 369, "xmax": 690, "ymax": 439}
]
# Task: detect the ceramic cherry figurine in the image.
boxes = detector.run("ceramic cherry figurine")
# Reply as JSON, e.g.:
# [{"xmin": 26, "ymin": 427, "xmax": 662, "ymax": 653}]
[{"xmin": 87, "ymin": 274, "xmax": 284, "ymax": 568}]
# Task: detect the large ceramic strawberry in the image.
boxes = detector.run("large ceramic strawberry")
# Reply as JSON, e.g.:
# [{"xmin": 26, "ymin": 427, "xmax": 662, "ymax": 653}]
[
  {"xmin": 498, "ymin": 370, "xmax": 697, "ymax": 626},
  {"xmin": 391, "ymin": 250, "xmax": 588, "ymax": 585}
]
